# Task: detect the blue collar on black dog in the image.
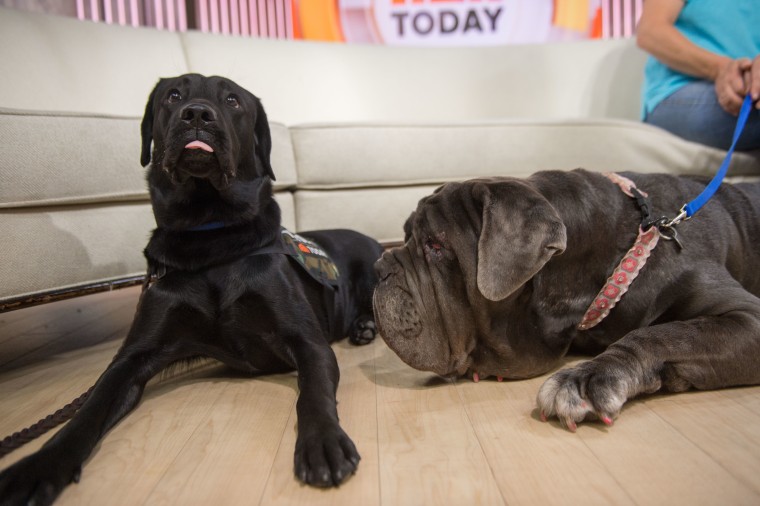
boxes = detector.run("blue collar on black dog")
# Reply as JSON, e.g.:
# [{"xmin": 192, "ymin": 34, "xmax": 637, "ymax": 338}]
[{"xmin": 186, "ymin": 221, "xmax": 228, "ymax": 232}]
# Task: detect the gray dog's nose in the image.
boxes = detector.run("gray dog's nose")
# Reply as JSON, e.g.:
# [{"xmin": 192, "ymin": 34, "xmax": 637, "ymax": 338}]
[
  {"xmin": 180, "ymin": 103, "xmax": 217, "ymax": 127},
  {"xmin": 374, "ymin": 252, "xmax": 397, "ymax": 281}
]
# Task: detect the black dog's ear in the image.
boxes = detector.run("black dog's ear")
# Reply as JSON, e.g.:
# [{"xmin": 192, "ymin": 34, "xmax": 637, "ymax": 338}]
[
  {"xmin": 253, "ymin": 96, "xmax": 275, "ymax": 181},
  {"xmin": 473, "ymin": 181, "xmax": 567, "ymax": 301},
  {"xmin": 140, "ymin": 79, "xmax": 162, "ymax": 167}
]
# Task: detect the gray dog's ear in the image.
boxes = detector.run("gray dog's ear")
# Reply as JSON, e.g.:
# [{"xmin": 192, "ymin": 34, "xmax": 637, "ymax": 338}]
[
  {"xmin": 474, "ymin": 182, "xmax": 567, "ymax": 301},
  {"xmin": 252, "ymin": 95, "xmax": 275, "ymax": 181},
  {"xmin": 140, "ymin": 79, "xmax": 162, "ymax": 167},
  {"xmin": 403, "ymin": 213, "xmax": 414, "ymax": 242}
]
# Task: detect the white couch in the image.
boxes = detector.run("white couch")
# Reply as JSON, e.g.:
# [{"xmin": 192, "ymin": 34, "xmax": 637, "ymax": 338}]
[{"xmin": 1, "ymin": 6, "xmax": 758, "ymax": 307}]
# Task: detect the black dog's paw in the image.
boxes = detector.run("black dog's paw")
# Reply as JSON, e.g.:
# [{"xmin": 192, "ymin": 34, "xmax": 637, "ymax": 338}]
[
  {"xmin": 349, "ymin": 316, "xmax": 377, "ymax": 346},
  {"xmin": 536, "ymin": 360, "xmax": 632, "ymax": 432},
  {"xmin": 294, "ymin": 425, "xmax": 360, "ymax": 487},
  {"xmin": 0, "ymin": 451, "xmax": 80, "ymax": 506}
]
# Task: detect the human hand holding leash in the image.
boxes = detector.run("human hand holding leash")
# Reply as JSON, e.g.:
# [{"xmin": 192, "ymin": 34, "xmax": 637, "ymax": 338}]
[{"xmin": 715, "ymin": 57, "xmax": 752, "ymax": 116}]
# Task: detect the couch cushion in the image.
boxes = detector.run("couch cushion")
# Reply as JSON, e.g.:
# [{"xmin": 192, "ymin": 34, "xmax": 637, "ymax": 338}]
[
  {"xmin": 275, "ymin": 191, "xmax": 296, "ymax": 231},
  {"xmin": 181, "ymin": 31, "xmax": 646, "ymax": 125},
  {"xmin": 0, "ymin": 109, "xmax": 146, "ymax": 208},
  {"xmin": 0, "ymin": 7, "xmax": 187, "ymax": 117},
  {"xmin": 0, "ymin": 108, "xmax": 297, "ymax": 208},
  {"xmin": 268, "ymin": 123, "xmax": 299, "ymax": 189},
  {"xmin": 0, "ymin": 192, "xmax": 296, "ymax": 301},
  {"xmin": 0, "ymin": 202, "xmax": 154, "ymax": 300},
  {"xmin": 290, "ymin": 119, "xmax": 760, "ymax": 189},
  {"xmin": 294, "ymin": 186, "xmax": 439, "ymax": 243}
]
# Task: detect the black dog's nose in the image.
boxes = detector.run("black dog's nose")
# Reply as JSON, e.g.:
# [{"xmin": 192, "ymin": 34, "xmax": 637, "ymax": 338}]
[{"xmin": 180, "ymin": 103, "xmax": 217, "ymax": 127}]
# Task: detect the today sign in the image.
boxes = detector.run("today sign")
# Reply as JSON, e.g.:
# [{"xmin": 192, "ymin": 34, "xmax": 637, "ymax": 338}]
[{"xmin": 371, "ymin": 0, "xmax": 553, "ymax": 46}]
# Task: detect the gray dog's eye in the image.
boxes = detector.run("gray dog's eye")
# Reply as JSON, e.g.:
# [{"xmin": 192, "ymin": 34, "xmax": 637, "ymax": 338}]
[
  {"xmin": 424, "ymin": 239, "xmax": 444, "ymax": 260},
  {"xmin": 167, "ymin": 90, "xmax": 182, "ymax": 103},
  {"xmin": 226, "ymin": 95, "xmax": 240, "ymax": 108}
]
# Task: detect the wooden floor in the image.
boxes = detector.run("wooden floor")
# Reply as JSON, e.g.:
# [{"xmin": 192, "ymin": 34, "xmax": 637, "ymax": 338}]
[{"xmin": 1, "ymin": 287, "xmax": 760, "ymax": 506}]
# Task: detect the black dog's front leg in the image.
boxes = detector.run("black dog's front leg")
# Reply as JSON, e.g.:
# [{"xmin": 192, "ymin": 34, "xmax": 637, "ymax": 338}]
[
  {"xmin": 0, "ymin": 350, "xmax": 171, "ymax": 506},
  {"xmin": 0, "ymin": 289, "xmax": 187, "ymax": 506},
  {"xmin": 291, "ymin": 340, "xmax": 360, "ymax": 488}
]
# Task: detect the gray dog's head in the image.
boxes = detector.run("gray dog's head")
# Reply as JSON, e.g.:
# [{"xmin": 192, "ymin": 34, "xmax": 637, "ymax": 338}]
[{"xmin": 373, "ymin": 178, "xmax": 568, "ymax": 380}]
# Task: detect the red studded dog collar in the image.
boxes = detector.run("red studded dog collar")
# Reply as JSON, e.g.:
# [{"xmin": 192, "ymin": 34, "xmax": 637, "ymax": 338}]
[{"xmin": 577, "ymin": 173, "xmax": 661, "ymax": 331}]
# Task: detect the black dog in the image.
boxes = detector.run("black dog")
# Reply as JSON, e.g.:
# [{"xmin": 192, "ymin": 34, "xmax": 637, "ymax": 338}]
[{"xmin": 0, "ymin": 74, "xmax": 383, "ymax": 504}]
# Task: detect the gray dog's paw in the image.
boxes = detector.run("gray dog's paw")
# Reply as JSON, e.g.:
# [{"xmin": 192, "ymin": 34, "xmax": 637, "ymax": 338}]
[
  {"xmin": 536, "ymin": 361, "xmax": 629, "ymax": 432},
  {"xmin": 294, "ymin": 426, "xmax": 360, "ymax": 487},
  {"xmin": 349, "ymin": 316, "xmax": 377, "ymax": 346}
]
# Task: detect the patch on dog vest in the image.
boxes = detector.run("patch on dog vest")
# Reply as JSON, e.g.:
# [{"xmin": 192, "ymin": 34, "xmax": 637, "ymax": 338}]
[{"xmin": 281, "ymin": 229, "xmax": 340, "ymax": 287}]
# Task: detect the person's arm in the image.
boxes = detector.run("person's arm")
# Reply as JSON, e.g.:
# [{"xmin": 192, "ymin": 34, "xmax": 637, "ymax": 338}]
[{"xmin": 636, "ymin": 0, "xmax": 750, "ymax": 115}]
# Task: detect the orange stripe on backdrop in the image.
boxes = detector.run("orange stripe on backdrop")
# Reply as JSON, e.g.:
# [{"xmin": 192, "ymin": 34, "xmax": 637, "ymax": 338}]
[
  {"xmin": 290, "ymin": 0, "xmax": 301, "ymax": 38},
  {"xmin": 590, "ymin": 5, "xmax": 602, "ymax": 38},
  {"xmin": 293, "ymin": 0, "xmax": 344, "ymax": 42}
]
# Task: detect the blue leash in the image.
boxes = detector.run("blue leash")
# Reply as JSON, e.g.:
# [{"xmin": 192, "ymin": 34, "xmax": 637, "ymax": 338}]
[{"xmin": 664, "ymin": 94, "xmax": 755, "ymax": 227}]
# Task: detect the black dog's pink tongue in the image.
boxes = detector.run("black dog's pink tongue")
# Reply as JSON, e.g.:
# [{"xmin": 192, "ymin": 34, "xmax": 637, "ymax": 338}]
[{"xmin": 185, "ymin": 140, "xmax": 214, "ymax": 152}]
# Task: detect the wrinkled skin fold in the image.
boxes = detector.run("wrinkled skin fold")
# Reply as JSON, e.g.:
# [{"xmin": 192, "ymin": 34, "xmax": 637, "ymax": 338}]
[{"xmin": 373, "ymin": 169, "xmax": 760, "ymax": 430}]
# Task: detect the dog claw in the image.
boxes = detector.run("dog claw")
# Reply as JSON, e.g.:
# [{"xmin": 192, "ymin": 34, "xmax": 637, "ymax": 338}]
[
  {"xmin": 601, "ymin": 415, "xmax": 614, "ymax": 426},
  {"xmin": 540, "ymin": 411, "xmax": 547, "ymax": 422},
  {"xmin": 472, "ymin": 372, "xmax": 480, "ymax": 383},
  {"xmin": 497, "ymin": 376, "xmax": 503, "ymax": 382},
  {"xmin": 566, "ymin": 419, "xmax": 577, "ymax": 432}
]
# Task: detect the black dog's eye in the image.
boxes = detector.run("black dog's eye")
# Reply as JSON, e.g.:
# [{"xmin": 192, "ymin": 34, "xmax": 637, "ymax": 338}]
[
  {"xmin": 226, "ymin": 94, "xmax": 240, "ymax": 108},
  {"xmin": 167, "ymin": 89, "xmax": 182, "ymax": 103}
]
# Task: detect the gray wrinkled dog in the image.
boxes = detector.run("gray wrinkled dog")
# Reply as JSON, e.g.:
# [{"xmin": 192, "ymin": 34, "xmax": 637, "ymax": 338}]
[{"xmin": 373, "ymin": 169, "xmax": 760, "ymax": 431}]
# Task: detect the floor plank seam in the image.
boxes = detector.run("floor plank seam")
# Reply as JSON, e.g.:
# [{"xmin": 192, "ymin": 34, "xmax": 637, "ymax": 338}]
[
  {"xmin": 257, "ymin": 384, "xmax": 297, "ymax": 506},
  {"xmin": 141, "ymin": 380, "xmax": 232, "ymax": 505},
  {"xmin": 454, "ymin": 382, "xmax": 509, "ymax": 506},
  {"xmin": 0, "ymin": 300, "xmax": 134, "ymax": 370},
  {"xmin": 372, "ymin": 342, "xmax": 383, "ymax": 506},
  {"xmin": 648, "ymin": 404, "xmax": 760, "ymax": 497},
  {"xmin": 724, "ymin": 388, "xmax": 760, "ymax": 417}
]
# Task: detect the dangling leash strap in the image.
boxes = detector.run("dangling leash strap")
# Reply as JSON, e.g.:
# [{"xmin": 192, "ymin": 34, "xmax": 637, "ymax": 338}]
[{"xmin": 663, "ymin": 94, "xmax": 755, "ymax": 228}]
